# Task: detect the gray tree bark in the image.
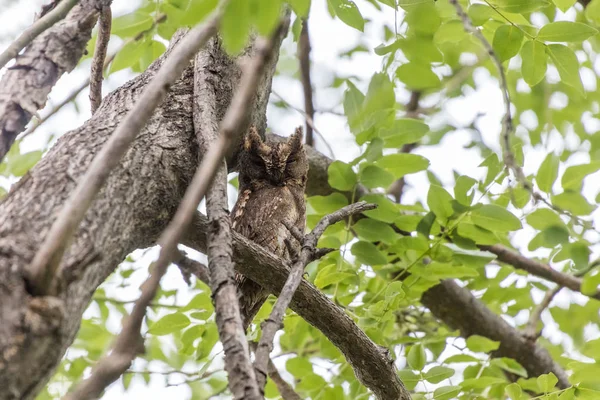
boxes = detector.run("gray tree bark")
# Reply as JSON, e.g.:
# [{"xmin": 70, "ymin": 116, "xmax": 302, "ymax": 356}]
[{"xmin": 0, "ymin": 27, "xmax": 279, "ymax": 398}]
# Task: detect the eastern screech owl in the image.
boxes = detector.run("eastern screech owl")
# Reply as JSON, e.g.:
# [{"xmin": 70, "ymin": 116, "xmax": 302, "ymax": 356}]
[{"xmin": 232, "ymin": 126, "xmax": 308, "ymax": 329}]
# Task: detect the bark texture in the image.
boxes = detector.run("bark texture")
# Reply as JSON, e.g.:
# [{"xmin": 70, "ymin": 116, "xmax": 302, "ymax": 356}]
[{"xmin": 0, "ymin": 0, "xmax": 111, "ymax": 162}]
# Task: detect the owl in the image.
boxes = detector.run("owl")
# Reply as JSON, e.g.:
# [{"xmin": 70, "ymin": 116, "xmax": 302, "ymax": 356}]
[{"xmin": 232, "ymin": 126, "xmax": 309, "ymax": 330}]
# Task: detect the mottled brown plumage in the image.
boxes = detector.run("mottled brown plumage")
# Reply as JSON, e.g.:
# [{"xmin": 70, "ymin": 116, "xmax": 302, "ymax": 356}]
[{"xmin": 232, "ymin": 126, "xmax": 308, "ymax": 329}]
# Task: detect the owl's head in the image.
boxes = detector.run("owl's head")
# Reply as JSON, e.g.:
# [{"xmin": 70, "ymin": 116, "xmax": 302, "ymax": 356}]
[{"xmin": 238, "ymin": 126, "xmax": 308, "ymax": 188}]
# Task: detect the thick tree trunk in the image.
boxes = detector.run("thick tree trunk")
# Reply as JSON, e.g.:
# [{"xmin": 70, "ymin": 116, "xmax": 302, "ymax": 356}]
[{"xmin": 0, "ymin": 31, "xmax": 279, "ymax": 399}]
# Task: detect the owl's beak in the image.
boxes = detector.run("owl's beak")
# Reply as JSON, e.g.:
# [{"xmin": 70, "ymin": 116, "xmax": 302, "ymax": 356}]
[{"xmin": 269, "ymin": 169, "xmax": 284, "ymax": 186}]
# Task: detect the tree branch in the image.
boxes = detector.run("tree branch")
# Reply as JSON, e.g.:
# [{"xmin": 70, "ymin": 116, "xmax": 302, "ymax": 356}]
[
  {"xmin": 173, "ymin": 251, "xmax": 209, "ymax": 286},
  {"xmin": 19, "ymin": 13, "xmax": 167, "ymax": 140},
  {"xmin": 253, "ymin": 201, "xmax": 377, "ymax": 393},
  {"xmin": 298, "ymin": 18, "xmax": 314, "ymax": 147},
  {"xmin": 26, "ymin": 14, "xmax": 221, "ymax": 296},
  {"xmin": 65, "ymin": 18, "xmax": 285, "ymax": 399},
  {"xmin": 0, "ymin": 0, "xmax": 79, "ymax": 69},
  {"xmin": 184, "ymin": 213, "xmax": 412, "ymax": 400},
  {"xmin": 0, "ymin": 0, "xmax": 110, "ymax": 162},
  {"xmin": 481, "ymin": 244, "xmax": 600, "ymax": 301},
  {"xmin": 89, "ymin": 5, "xmax": 112, "ymax": 114}
]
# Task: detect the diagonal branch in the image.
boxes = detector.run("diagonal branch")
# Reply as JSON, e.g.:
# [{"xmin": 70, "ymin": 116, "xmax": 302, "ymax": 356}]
[
  {"xmin": 26, "ymin": 14, "xmax": 221, "ymax": 296},
  {"xmin": 253, "ymin": 201, "xmax": 376, "ymax": 393},
  {"xmin": 89, "ymin": 5, "xmax": 112, "ymax": 114},
  {"xmin": 184, "ymin": 213, "xmax": 412, "ymax": 400},
  {"xmin": 65, "ymin": 18, "xmax": 286, "ymax": 399}
]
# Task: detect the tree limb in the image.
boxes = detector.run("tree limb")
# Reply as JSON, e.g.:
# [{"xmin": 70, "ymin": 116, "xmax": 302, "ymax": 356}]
[
  {"xmin": 26, "ymin": 13, "xmax": 221, "ymax": 296},
  {"xmin": 253, "ymin": 201, "xmax": 377, "ymax": 393},
  {"xmin": 0, "ymin": 0, "xmax": 110, "ymax": 162},
  {"xmin": 184, "ymin": 213, "xmax": 412, "ymax": 400},
  {"xmin": 89, "ymin": 5, "xmax": 112, "ymax": 114},
  {"xmin": 0, "ymin": 0, "xmax": 80, "ymax": 70}
]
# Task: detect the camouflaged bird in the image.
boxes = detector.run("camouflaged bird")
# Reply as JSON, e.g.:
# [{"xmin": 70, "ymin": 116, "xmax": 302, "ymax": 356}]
[{"xmin": 232, "ymin": 126, "xmax": 308, "ymax": 329}]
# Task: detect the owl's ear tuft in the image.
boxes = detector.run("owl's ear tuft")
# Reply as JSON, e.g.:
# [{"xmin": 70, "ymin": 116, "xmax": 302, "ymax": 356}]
[
  {"xmin": 244, "ymin": 126, "xmax": 262, "ymax": 151},
  {"xmin": 288, "ymin": 126, "xmax": 304, "ymax": 153}
]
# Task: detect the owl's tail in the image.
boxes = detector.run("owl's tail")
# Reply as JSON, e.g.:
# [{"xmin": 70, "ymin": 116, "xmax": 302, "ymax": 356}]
[{"xmin": 235, "ymin": 273, "xmax": 270, "ymax": 331}]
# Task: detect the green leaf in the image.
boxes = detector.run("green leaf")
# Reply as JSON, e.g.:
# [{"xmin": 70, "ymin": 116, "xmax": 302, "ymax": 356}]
[
  {"xmin": 353, "ymin": 218, "xmax": 398, "ymax": 244},
  {"xmin": 351, "ymin": 241, "xmax": 387, "ymax": 265},
  {"xmin": 109, "ymin": 40, "xmax": 148, "ymax": 74},
  {"xmin": 469, "ymin": 4, "xmax": 495, "ymax": 26},
  {"xmin": 359, "ymin": 165, "xmax": 395, "ymax": 189},
  {"xmin": 444, "ymin": 354, "xmax": 481, "ymax": 363},
  {"xmin": 492, "ymin": 0, "xmax": 550, "ymax": 13},
  {"xmin": 546, "ymin": 44, "xmax": 584, "ymax": 94},
  {"xmin": 434, "ymin": 386, "xmax": 461, "ymax": 400},
  {"xmin": 287, "ymin": 0, "xmax": 311, "ymax": 17},
  {"xmin": 537, "ymin": 372, "xmax": 558, "ymax": 393},
  {"xmin": 376, "ymin": 154, "xmax": 430, "ymax": 179},
  {"xmin": 466, "ymin": 335, "xmax": 500, "ymax": 352},
  {"xmin": 455, "ymin": 175, "xmax": 477, "ymax": 206},
  {"xmin": 505, "ymin": 382, "xmax": 524, "ymax": 400},
  {"xmin": 379, "ymin": 118, "xmax": 429, "ymax": 148},
  {"xmin": 385, "ymin": 281, "xmax": 405, "ymax": 307},
  {"xmin": 413, "ymin": 263, "xmax": 479, "ymax": 280},
  {"xmin": 308, "ymin": 193, "xmax": 348, "ymax": 214},
  {"xmin": 407, "ymin": 343, "xmax": 426, "ymax": 370},
  {"xmin": 250, "ymin": 0, "xmax": 282, "ymax": 35},
  {"xmin": 586, "ymin": 0, "xmax": 600, "ymax": 25},
  {"xmin": 221, "ymin": 0, "xmax": 251, "ymax": 53},
  {"xmin": 7, "ymin": 150, "xmax": 43, "ymax": 176},
  {"xmin": 553, "ymin": 0, "xmax": 577, "ymax": 12},
  {"xmin": 360, "ymin": 194, "xmax": 399, "ymax": 222},
  {"xmin": 328, "ymin": 161, "xmax": 357, "ymax": 191},
  {"xmin": 461, "ymin": 376, "xmax": 505, "ymax": 389},
  {"xmin": 561, "ymin": 162, "xmax": 600, "ymax": 191},
  {"xmin": 148, "ymin": 312, "xmax": 190, "ymax": 336},
  {"xmin": 424, "ymin": 366, "xmax": 455, "ymax": 383},
  {"xmin": 537, "ymin": 153, "xmax": 560, "ymax": 193},
  {"xmin": 327, "ymin": 0, "xmax": 364, "ymax": 31},
  {"xmin": 537, "ymin": 22, "xmax": 598, "ymax": 42},
  {"xmin": 491, "ymin": 358, "xmax": 528, "ymax": 377},
  {"xmin": 427, "ymin": 185, "xmax": 454, "ymax": 224},
  {"xmin": 396, "ymin": 62, "xmax": 441, "ymax": 90},
  {"xmin": 398, "ymin": 0, "xmax": 434, "ymax": 10},
  {"xmin": 493, "ymin": 25, "xmax": 524, "ymax": 62},
  {"xmin": 552, "ymin": 191, "xmax": 594, "ymax": 215},
  {"xmin": 138, "ymin": 40, "xmax": 166, "ymax": 72},
  {"xmin": 286, "ymin": 357, "xmax": 313, "ymax": 378},
  {"xmin": 521, "ymin": 40, "xmax": 547, "ymax": 86},
  {"xmin": 470, "ymin": 204, "xmax": 522, "ymax": 232},
  {"xmin": 526, "ymin": 208, "xmax": 563, "ymax": 229},
  {"xmin": 112, "ymin": 12, "xmax": 153, "ymax": 37},
  {"xmin": 180, "ymin": 0, "xmax": 219, "ymax": 26}
]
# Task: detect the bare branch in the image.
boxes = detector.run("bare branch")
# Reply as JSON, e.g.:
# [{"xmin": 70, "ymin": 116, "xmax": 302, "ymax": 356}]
[
  {"xmin": 253, "ymin": 201, "xmax": 377, "ymax": 393},
  {"xmin": 267, "ymin": 358, "xmax": 301, "ymax": 400},
  {"xmin": 27, "ymin": 15, "xmax": 221, "ymax": 296},
  {"xmin": 184, "ymin": 213, "xmax": 412, "ymax": 400},
  {"xmin": 173, "ymin": 251, "xmax": 209, "ymax": 286},
  {"xmin": 481, "ymin": 244, "xmax": 600, "ymax": 301},
  {"xmin": 522, "ymin": 285, "xmax": 562, "ymax": 342},
  {"xmin": 0, "ymin": 0, "xmax": 79, "ymax": 69},
  {"xmin": 89, "ymin": 5, "xmax": 112, "ymax": 114},
  {"xmin": 298, "ymin": 18, "xmax": 314, "ymax": 147},
  {"xmin": 19, "ymin": 13, "xmax": 167, "ymax": 140}
]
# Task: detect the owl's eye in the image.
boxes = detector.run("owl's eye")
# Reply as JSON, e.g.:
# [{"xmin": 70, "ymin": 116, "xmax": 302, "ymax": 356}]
[{"xmin": 286, "ymin": 156, "xmax": 296, "ymax": 164}]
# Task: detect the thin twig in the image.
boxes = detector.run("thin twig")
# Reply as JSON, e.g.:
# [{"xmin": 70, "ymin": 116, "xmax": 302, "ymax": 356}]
[
  {"xmin": 27, "ymin": 14, "xmax": 221, "ymax": 296},
  {"xmin": 19, "ymin": 13, "xmax": 167, "ymax": 140},
  {"xmin": 89, "ymin": 5, "xmax": 112, "ymax": 114},
  {"xmin": 0, "ymin": 0, "xmax": 79, "ymax": 69},
  {"xmin": 93, "ymin": 295, "xmax": 181, "ymax": 310},
  {"xmin": 481, "ymin": 244, "xmax": 600, "ymax": 302},
  {"xmin": 522, "ymin": 262, "xmax": 598, "ymax": 341},
  {"xmin": 271, "ymin": 90, "xmax": 334, "ymax": 157},
  {"xmin": 298, "ymin": 18, "xmax": 314, "ymax": 147},
  {"xmin": 448, "ymin": 0, "xmax": 514, "ymax": 178},
  {"xmin": 253, "ymin": 201, "xmax": 376, "ymax": 392},
  {"xmin": 249, "ymin": 342, "xmax": 301, "ymax": 400}
]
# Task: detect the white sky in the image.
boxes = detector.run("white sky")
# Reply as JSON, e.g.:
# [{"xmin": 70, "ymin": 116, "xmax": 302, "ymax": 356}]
[{"xmin": 1, "ymin": 0, "xmax": 600, "ymax": 398}]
